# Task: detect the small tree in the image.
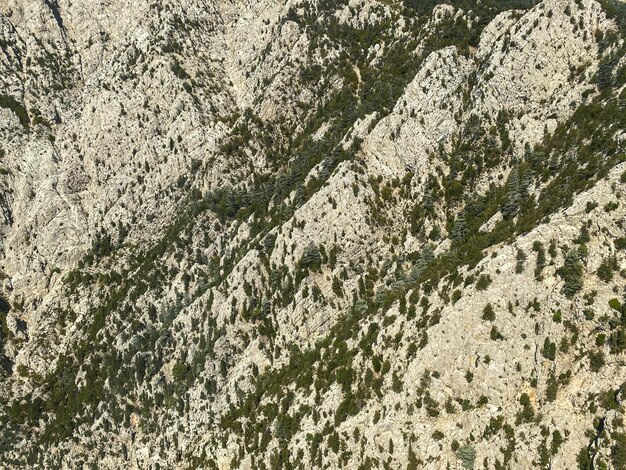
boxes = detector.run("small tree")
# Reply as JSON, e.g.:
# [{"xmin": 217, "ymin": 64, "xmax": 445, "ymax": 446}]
[
  {"xmin": 299, "ymin": 243, "xmax": 322, "ymax": 271},
  {"xmin": 482, "ymin": 303, "xmax": 496, "ymax": 321},
  {"xmin": 476, "ymin": 274, "xmax": 492, "ymax": 291},
  {"xmin": 515, "ymin": 248, "xmax": 526, "ymax": 274},
  {"xmin": 533, "ymin": 241, "xmax": 546, "ymax": 279},
  {"xmin": 612, "ymin": 432, "xmax": 626, "ymax": 469},
  {"xmin": 542, "ymin": 338, "xmax": 557, "ymax": 361},
  {"xmin": 451, "ymin": 213, "xmax": 468, "ymax": 243},
  {"xmin": 546, "ymin": 380, "xmax": 558, "ymax": 402},
  {"xmin": 558, "ymin": 249, "xmax": 584, "ymax": 297},
  {"xmin": 589, "ymin": 351, "xmax": 605, "ymax": 372},
  {"xmin": 597, "ymin": 256, "xmax": 618, "ymax": 282},
  {"xmin": 501, "ymin": 169, "xmax": 520, "ymax": 219}
]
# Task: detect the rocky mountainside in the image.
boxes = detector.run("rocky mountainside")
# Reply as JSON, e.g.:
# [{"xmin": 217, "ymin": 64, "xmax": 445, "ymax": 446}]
[{"xmin": 1, "ymin": 0, "xmax": 626, "ymax": 468}]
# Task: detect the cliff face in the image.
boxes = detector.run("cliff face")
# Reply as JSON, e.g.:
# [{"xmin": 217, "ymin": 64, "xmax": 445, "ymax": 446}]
[{"xmin": 1, "ymin": 0, "xmax": 626, "ymax": 468}]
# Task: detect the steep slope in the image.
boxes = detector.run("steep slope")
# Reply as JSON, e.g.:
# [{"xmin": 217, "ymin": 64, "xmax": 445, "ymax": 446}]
[{"xmin": 0, "ymin": 0, "xmax": 625, "ymax": 469}]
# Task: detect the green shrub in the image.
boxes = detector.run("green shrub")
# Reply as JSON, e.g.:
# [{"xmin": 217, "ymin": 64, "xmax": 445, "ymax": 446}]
[
  {"xmin": 533, "ymin": 241, "xmax": 546, "ymax": 279},
  {"xmin": 476, "ymin": 274, "xmax": 492, "ymax": 291},
  {"xmin": 490, "ymin": 326, "xmax": 503, "ymax": 341},
  {"xmin": 551, "ymin": 430, "xmax": 564, "ymax": 456},
  {"xmin": 456, "ymin": 445, "xmax": 476, "ymax": 469},
  {"xmin": 612, "ymin": 432, "xmax": 626, "ymax": 469},
  {"xmin": 515, "ymin": 249, "xmax": 526, "ymax": 273},
  {"xmin": 558, "ymin": 250, "xmax": 584, "ymax": 297},
  {"xmin": 517, "ymin": 393, "xmax": 534, "ymax": 423},
  {"xmin": 597, "ymin": 256, "xmax": 618, "ymax": 282},
  {"xmin": 332, "ymin": 276, "xmax": 343, "ymax": 297},
  {"xmin": 609, "ymin": 298, "xmax": 622, "ymax": 312},
  {"xmin": 542, "ymin": 338, "xmax": 557, "ymax": 361},
  {"xmin": 589, "ymin": 351, "xmax": 605, "ymax": 372},
  {"xmin": 577, "ymin": 446, "xmax": 591, "ymax": 469},
  {"xmin": 482, "ymin": 303, "xmax": 495, "ymax": 321},
  {"xmin": 298, "ymin": 244, "xmax": 322, "ymax": 271},
  {"xmin": 544, "ymin": 382, "xmax": 559, "ymax": 405}
]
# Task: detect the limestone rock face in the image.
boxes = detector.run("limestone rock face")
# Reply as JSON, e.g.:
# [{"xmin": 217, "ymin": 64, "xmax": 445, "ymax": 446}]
[{"xmin": 1, "ymin": 0, "xmax": 625, "ymax": 469}]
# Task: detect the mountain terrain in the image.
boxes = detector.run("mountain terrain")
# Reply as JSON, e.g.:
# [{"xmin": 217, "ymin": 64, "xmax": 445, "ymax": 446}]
[{"xmin": 1, "ymin": 0, "xmax": 626, "ymax": 468}]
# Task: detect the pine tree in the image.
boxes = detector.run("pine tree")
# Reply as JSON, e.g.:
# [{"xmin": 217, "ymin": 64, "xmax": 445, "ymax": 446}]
[
  {"xmin": 502, "ymin": 168, "xmax": 520, "ymax": 219},
  {"xmin": 451, "ymin": 213, "xmax": 468, "ymax": 243},
  {"xmin": 558, "ymin": 249, "xmax": 584, "ymax": 298},
  {"xmin": 299, "ymin": 243, "xmax": 322, "ymax": 271},
  {"xmin": 519, "ymin": 168, "xmax": 534, "ymax": 198}
]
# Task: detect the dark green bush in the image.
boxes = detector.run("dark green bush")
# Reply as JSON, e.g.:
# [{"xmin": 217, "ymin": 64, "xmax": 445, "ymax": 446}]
[{"xmin": 482, "ymin": 303, "xmax": 495, "ymax": 321}]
